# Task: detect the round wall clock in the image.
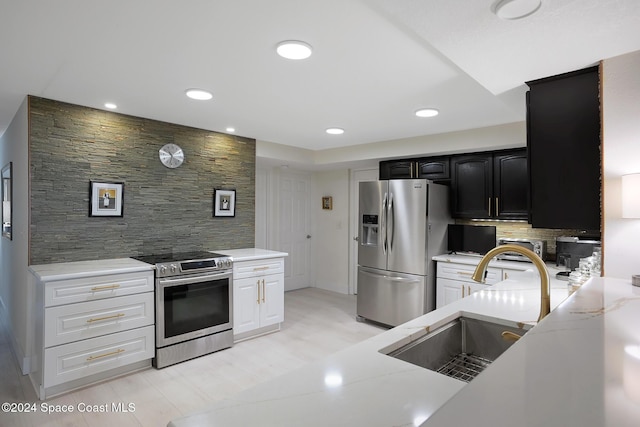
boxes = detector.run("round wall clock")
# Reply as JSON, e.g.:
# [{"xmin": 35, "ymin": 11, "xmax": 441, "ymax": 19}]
[{"xmin": 159, "ymin": 143, "xmax": 184, "ymax": 168}]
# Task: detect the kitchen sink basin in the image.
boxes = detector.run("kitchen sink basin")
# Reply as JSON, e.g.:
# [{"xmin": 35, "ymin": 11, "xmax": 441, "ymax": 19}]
[{"xmin": 385, "ymin": 315, "xmax": 532, "ymax": 382}]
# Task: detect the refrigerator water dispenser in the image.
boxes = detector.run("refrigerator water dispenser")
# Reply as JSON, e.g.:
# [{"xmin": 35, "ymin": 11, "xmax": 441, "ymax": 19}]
[{"xmin": 361, "ymin": 214, "xmax": 379, "ymax": 246}]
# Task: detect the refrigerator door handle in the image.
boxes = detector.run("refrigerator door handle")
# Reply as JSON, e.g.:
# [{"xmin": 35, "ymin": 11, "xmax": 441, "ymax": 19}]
[
  {"xmin": 382, "ymin": 192, "xmax": 388, "ymax": 254},
  {"xmin": 359, "ymin": 269, "xmax": 421, "ymax": 284},
  {"xmin": 388, "ymin": 192, "xmax": 395, "ymax": 252}
]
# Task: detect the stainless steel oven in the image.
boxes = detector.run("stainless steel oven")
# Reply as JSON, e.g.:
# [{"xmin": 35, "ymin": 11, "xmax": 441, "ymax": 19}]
[{"xmin": 134, "ymin": 251, "xmax": 234, "ymax": 368}]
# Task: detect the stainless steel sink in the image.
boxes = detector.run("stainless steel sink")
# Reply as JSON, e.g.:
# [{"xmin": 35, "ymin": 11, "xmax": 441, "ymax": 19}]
[{"xmin": 385, "ymin": 315, "xmax": 531, "ymax": 382}]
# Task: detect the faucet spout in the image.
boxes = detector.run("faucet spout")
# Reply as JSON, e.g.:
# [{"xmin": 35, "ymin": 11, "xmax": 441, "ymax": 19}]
[{"xmin": 471, "ymin": 244, "xmax": 551, "ymax": 322}]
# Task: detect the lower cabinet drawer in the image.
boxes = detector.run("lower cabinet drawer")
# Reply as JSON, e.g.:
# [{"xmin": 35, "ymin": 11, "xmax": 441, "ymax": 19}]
[
  {"xmin": 44, "ymin": 270, "xmax": 154, "ymax": 308},
  {"xmin": 233, "ymin": 258, "xmax": 285, "ymax": 280},
  {"xmin": 43, "ymin": 325, "xmax": 154, "ymax": 388},
  {"xmin": 44, "ymin": 292, "xmax": 155, "ymax": 347},
  {"xmin": 436, "ymin": 262, "xmax": 502, "ymax": 285}
]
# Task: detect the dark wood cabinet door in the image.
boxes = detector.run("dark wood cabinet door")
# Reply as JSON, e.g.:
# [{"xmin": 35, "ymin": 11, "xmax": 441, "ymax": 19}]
[
  {"xmin": 416, "ymin": 157, "xmax": 450, "ymax": 181},
  {"xmin": 451, "ymin": 154, "xmax": 493, "ymax": 218},
  {"xmin": 494, "ymin": 149, "xmax": 528, "ymax": 220},
  {"xmin": 527, "ymin": 67, "xmax": 601, "ymax": 230},
  {"xmin": 379, "ymin": 160, "xmax": 415, "ymax": 180}
]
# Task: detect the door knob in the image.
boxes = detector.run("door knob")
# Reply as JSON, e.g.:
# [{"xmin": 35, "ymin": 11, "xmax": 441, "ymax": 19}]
[
  {"xmin": 306, "ymin": 235, "xmax": 312, "ymax": 239},
  {"xmin": 353, "ymin": 236, "xmax": 359, "ymax": 241}
]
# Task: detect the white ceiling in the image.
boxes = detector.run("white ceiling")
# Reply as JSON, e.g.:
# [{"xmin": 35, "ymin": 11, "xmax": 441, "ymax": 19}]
[{"xmin": 1, "ymin": 0, "xmax": 639, "ymax": 151}]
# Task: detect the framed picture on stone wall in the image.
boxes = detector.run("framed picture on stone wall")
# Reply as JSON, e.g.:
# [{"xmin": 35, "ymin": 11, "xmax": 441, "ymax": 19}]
[
  {"xmin": 213, "ymin": 189, "xmax": 236, "ymax": 217},
  {"xmin": 2, "ymin": 162, "xmax": 12, "ymax": 240},
  {"xmin": 89, "ymin": 181, "xmax": 124, "ymax": 217}
]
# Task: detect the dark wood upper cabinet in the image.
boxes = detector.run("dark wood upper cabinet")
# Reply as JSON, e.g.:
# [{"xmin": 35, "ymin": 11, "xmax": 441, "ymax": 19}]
[
  {"xmin": 493, "ymin": 150, "xmax": 528, "ymax": 219},
  {"xmin": 450, "ymin": 154, "xmax": 494, "ymax": 219},
  {"xmin": 526, "ymin": 66, "xmax": 601, "ymax": 230},
  {"xmin": 451, "ymin": 149, "xmax": 527, "ymax": 220},
  {"xmin": 379, "ymin": 157, "xmax": 450, "ymax": 181},
  {"xmin": 379, "ymin": 160, "xmax": 415, "ymax": 180},
  {"xmin": 416, "ymin": 157, "xmax": 450, "ymax": 181}
]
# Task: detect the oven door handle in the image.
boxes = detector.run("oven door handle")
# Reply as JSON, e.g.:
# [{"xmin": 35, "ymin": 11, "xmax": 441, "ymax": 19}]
[{"xmin": 158, "ymin": 271, "xmax": 232, "ymax": 286}]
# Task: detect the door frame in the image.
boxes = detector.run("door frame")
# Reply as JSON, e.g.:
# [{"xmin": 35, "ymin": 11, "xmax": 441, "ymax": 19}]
[{"xmin": 348, "ymin": 167, "xmax": 378, "ymax": 295}]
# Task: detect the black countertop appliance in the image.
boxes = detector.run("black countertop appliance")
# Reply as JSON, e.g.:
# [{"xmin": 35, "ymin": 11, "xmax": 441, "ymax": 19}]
[{"xmin": 556, "ymin": 236, "xmax": 601, "ymax": 270}]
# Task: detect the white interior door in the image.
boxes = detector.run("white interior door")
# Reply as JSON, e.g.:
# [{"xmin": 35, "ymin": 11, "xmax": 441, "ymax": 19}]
[
  {"xmin": 349, "ymin": 168, "xmax": 378, "ymax": 294},
  {"xmin": 279, "ymin": 170, "xmax": 312, "ymax": 291}
]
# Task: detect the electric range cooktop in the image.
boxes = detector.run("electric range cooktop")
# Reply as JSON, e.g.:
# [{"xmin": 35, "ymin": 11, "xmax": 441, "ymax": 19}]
[
  {"xmin": 132, "ymin": 251, "xmax": 227, "ymax": 265},
  {"xmin": 132, "ymin": 251, "xmax": 233, "ymax": 277}
]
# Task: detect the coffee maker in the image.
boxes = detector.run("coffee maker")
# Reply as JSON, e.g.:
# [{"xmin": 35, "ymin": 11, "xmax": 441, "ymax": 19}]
[{"xmin": 556, "ymin": 236, "xmax": 601, "ymax": 270}]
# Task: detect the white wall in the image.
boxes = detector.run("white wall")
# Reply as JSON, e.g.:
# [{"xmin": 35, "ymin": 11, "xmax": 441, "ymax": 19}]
[
  {"xmin": 602, "ymin": 50, "xmax": 640, "ymax": 279},
  {"xmin": 313, "ymin": 169, "xmax": 350, "ymax": 294},
  {"xmin": 0, "ymin": 97, "xmax": 31, "ymax": 373},
  {"xmin": 257, "ymin": 122, "xmax": 526, "ymax": 170}
]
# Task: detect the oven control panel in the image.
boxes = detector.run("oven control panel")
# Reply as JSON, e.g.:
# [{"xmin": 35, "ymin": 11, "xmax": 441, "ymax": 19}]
[{"xmin": 156, "ymin": 256, "xmax": 233, "ymax": 278}]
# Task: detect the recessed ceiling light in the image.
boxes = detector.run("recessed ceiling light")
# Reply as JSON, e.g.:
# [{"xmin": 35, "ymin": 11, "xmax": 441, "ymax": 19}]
[
  {"xmin": 493, "ymin": 0, "xmax": 541, "ymax": 20},
  {"xmin": 326, "ymin": 128, "xmax": 344, "ymax": 135},
  {"xmin": 276, "ymin": 40, "xmax": 313, "ymax": 60},
  {"xmin": 226, "ymin": 127, "xmax": 235, "ymax": 133},
  {"xmin": 104, "ymin": 102, "xmax": 117, "ymax": 110},
  {"xmin": 185, "ymin": 88, "xmax": 213, "ymax": 100},
  {"xmin": 415, "ymin": 108, "xmax": 439, "ymax": 118}
]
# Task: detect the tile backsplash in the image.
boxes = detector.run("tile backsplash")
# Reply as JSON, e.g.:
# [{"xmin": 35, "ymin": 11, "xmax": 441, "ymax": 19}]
[{"xmin": 455, "ymin": 219, "xmax": 600, "ymax": 260}]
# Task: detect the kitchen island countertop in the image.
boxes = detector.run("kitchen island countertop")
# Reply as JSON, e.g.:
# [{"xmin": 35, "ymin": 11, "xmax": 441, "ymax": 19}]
[{"xmin": 164, "ymin": 266, "xmax": 640, "ymax": 427}]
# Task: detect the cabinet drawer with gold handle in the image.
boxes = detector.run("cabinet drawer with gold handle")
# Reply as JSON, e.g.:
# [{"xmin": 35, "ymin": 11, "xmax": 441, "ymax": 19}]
[
  {"xmin": 43, "ymin": 325, "xmax": 154, "ymax": 388},
  {"xmin": 233, "ymin": 258, "xmax": 284, "ymax": 279},
  {"xmin": 437, "ymin": 262, "xmax": 502, "ymax": 284},
  {"xmin": 44, "ymin": 292, "xmax": 154, "ymax": 347},
  {"xmin": 44, "ymin": 270, "xmax": 153, "ymax": 307}
]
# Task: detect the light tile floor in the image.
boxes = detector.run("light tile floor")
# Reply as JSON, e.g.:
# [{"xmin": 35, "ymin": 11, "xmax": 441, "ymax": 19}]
[{"xmin": 0, "ymin": 288, "xmax": 384, "ymax": 427}]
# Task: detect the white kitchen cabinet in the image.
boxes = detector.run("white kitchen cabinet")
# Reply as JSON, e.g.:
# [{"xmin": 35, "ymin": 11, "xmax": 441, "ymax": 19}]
[
  {"xmin": 232, "ymin": 257, "xmax": 285, "ymax": 341},
  {"xmin": 435, "ymin": 262, "xmax": 501, "ymax": 309},
  {"xmin": 28, "ymin": 260, "xmax": 155, "ymax": 400}
]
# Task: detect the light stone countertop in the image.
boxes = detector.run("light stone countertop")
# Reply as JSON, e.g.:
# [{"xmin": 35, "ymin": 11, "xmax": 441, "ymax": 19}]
[
  {"xmin": 28, "ymin": 258, "xmax": 153, "ymax": 281},
  {"xmin": 168, "ymin": 267, "xmax": 620, "ymax": 427},
  {"xmin": 213, "ymin": 248, "xmax": 288, "ymax": 262},
  {"xmin": 432, "ymin": 252, "xmax": 560, "ymax": 271}
]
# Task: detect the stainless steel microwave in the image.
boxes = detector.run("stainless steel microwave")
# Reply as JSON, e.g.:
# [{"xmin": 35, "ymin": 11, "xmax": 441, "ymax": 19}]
[{"xmin": 497, "ymin": 238, "xmax": 547, "ymax": 261}]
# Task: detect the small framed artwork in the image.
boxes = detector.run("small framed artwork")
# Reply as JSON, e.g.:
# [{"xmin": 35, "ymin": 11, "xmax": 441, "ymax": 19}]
[
  {"xmin": 2, "ymin": 162, "xmax": 12, "ymax": 240},
  {"xmin": 322, "ymin": 196, "xmax": 333, "ymax": 210},
  {"xmin": 214, "ymin": 189, "xmax": 236, "ymax": 217},
  {"xmin": 89, "ymin": 181, "xmax": 124, "ymax": 217}
]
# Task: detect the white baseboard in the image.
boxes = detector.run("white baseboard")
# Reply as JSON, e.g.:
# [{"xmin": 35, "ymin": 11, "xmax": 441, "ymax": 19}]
[{"xmin": 0, "ymin": 297, "xmax": 31, "ymax": 374}]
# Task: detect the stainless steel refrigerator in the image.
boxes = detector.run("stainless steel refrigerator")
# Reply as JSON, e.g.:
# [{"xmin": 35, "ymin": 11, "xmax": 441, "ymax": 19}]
[{"xmin": 357, "ymin": 179, "xmax": 451, "ymax": 327}]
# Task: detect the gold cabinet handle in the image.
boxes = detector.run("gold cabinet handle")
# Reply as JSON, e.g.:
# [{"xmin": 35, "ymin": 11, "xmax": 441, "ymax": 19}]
[
  {"xmin": 488, "ymin": 198, "xmax": 491, "ymax": 216},
  {"xmin": 462, "ymin": 285, "xmax": 465, "ymax": 298},
  {"xmin": 457, "ymin": 271, "xmax": 473, "ymax": 277},
  {"xmin": 86, "ymin": 348, "xmax": 125, "ymax": 361},
  {"xmin": 86, "ymin": 313, "xmax": 125, "ymax": 323},
  {"xmin": 261, "ymin": 279, "xmax": 266, "ymax": 303},
  {"xmin": 495, "ymin": 197, "xmax": 499, "ymax": 217},
  {"xmin": 468, "ymin": 285, "xmax": 471, "ymax": 295},
  {"xmin": 91, "ymin": 284, "xmax": 121, "ymax": 292},
  {"xmin": 253, "ymin": 266, "xmax": 269, "ymax": 272},
  {"xmin": 256, "ymin": 280, "xmax": 261, "ymax": 304}
]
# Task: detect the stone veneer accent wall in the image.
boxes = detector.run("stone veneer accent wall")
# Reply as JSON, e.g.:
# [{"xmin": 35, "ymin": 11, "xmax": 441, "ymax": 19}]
[{"xmin": 29, "ymin": 97, "xmax": 255, "ymax": 264}]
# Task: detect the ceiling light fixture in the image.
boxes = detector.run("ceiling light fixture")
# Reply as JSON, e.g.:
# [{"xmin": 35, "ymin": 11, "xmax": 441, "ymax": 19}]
[
  {"xmin": 104, "ymin": 102, "xmax": 117, "ymax": 110},
  {"xmin": 185, "ymin": 88, "xmax": 213, "ymax": 100},
  {"xmin": 276, "ymin": 40, "xmax": 313, "ymax": 60},
  {"xmin": 415, "ymin": 108, "xmax": 439, "ymax": 118},
  {"xmin": 493, "ymin": 0, "xmax": 541, "ymax": 20},
  {"xmin": 326, "ymin": 127, "xmax": 344, "ymax": 135},
  {"xmin": 226, "ymin": 127, "xmax": 236, "ymax": 133}
]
